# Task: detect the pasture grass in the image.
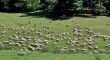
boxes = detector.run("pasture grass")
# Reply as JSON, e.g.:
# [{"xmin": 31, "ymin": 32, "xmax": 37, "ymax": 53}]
[
  {"xmin": 0, "ymin": 12, "xmax": 110, "ymax": 60},
  {"xmin": 0, "ymin": 50, "xmax": 110, "ymax": 60}
]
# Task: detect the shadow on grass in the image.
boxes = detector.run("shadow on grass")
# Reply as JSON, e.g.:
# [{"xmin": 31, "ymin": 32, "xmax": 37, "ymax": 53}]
[{"xmin": 19, "ymin": 10, "xmax": 96, "ymax": 21}]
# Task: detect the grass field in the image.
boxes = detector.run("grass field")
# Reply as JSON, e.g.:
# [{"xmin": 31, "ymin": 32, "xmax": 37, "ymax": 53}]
[
  {"xmin": 0, "ymin": 50, "xmax": 110, "ymax": 60},
  {"xmin": 0, "ymin": 12, "xmax": 110, "ymax": 60}
]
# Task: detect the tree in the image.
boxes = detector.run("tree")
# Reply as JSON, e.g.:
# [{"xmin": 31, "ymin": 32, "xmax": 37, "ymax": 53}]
[
  {"xmin": 51, "ymin": 0, "xmax": 74, "ymax": 17},
  {"xmin": 102, "ymin": 0, "xmax": 110, "ymax": 15},
  {"xmin": 73, "ymin": 0, "xmax": 83, "ymax": 15},
  {"xmin": 26, "ymin": 0, "xmax": 42, "ymax": 11},
  {"xmin": 8, "ymin": 0, "xmax": 42, "ymax": 12},
  {"xmin": 92, "ymin": 1, "xmax": 106, "ymax": 15},
  {"xmin": 9, "ymin": 0, "xmax": 27, "ymax": 12},
  {"xmin": 0, "ymin": 1, "xmax": 4, "ymax": 11}
]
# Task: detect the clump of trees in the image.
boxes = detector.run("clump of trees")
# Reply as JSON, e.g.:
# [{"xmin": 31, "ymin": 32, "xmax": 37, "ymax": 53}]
[
  {"xmin": 0, "ymin": 0, "xmax": 42, "ymax": 12},
  {"xmin": 0, "ymin": 0, "xmax": 110, "ymax": 16}
]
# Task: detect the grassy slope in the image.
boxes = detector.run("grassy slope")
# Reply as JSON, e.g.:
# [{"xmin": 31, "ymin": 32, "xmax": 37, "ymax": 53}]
[
  {"xmin": 1, "ymin": 13, "xmax": 110, "ymax": 34},
  {"xmin": 0, "ymin": 50, "xmax": 110, "ymax": 60},
  {"xmin": 0, "ymin": 12, "xmax": 110, "ymax": 60}
]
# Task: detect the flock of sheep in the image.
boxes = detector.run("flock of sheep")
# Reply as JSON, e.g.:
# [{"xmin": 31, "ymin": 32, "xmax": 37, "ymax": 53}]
[{"xmin": 0, "ymin": 21, "xmax": 110, "ymax": 54}]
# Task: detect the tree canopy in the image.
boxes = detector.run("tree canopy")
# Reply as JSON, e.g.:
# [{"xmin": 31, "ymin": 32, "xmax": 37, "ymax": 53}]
[{"xmin": 0, "ymin": 0, "xmax": 110, "ymax": 16}]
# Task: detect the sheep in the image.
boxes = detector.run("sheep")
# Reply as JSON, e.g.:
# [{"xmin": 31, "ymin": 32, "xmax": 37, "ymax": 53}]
[
  {"xmin": 18, "ymin": 41, "xmax": 24, "ymax": 44},
  {"xmin": 22, "ymin": 47, "xmax": 29, "ymax": 51},
  {"xmin": 9, "ymin": 41, "xmax": 15, "ymax": 45},
  {"xmin": 15, "ymin": 31, "xmax": 21, "ymax": 34},
  {"xmin": 106, "ymin": 44, "xmax": 110, "ymax": 48},
  {"xmin": 98, "ymin": 49, "xmax": 106, "ymax": 53},
  {"xmin": 84, "ymin": 36, "xmax": 95, "ymax": 45},
  {"xmin": 14, "ymin": 34, "xmax": 19, "ymax": 39},
  {"xmin": 1, "ymin": 31, "xmax": 6, "ymax": 34},
  {"xmin": 0, "ymin": 24, "xmax": 5, "ymax": 27},
  {"xmin": 3, "ymin": 41, "xmax": 10, "ymax": 44},
  {"xmin": 34, "ymin": 37, "xmax": 37, "ymax": 39},
  {"xmin": 94, "ymin": 46, "xmax": 99, "ymax": 49},
  {"xmin": 35, "ymin": 47, "xmax": 42, "ymax": 50},
  {"xmin": 28, "ymin": 45, "xmax": 35, "ymax": 51},
  {"xmin": 31, "ymin": 43, "xmax": 40, "ymax": 47},
  {"xmin": 47, "ymin": 26, "xmax": 51, "ymax": 29},
  {"xmin": 56, "ymin": 34, "xmax": 62, "ymax": 37},
  {"xmin": 67, "ymin": 38, "xmax": 71, "ymax": 40},
  {"xmin": 51, "ymin": 37, "xmax": 55, "ymax": 40},
  {"xmin": 93, "ymin": 50, "xmax": 98, "ymax": 54},
  {"xmin": 1, "ymin": 35, "xmax": 5, "ymax": 37},
  {"xmin": 63, "ymin": 37, "xmax": 67, "ymax": 40},
  {"xmin": 0, "ymin": 42, "xmax": 4, "ymax": 48},
  {"xmin": 82, "ymin": 49, "xmax": 88, "ymax": 53},
  {"xmin": 93, "ymin": 33, "xmax": 101, "ymax": 37},
  {"xmin": 38, "ymin": 32, "xmax": 43, "ymax": 37},
  {"xmin": 16, "ymin": 43, "xmax": 21, "ymax": 47},
  {"xmin": 66, "ymin": 40, "xmax": 79, "ymax": 47},
  {"xmin": 31, "ymin": 29, "xmax": 35, "ymax": 32},
  {"xmin": 102, "ymin": 35, "xmax": 110, "ymax": 41},
  {"xmin": 26, "ymin": 36, "xmax": 31, "ymax": 41},
  {"xmin": 74, "ymin": 27, "xmax": 82, "ymax": 36},
  {"xmin": 88, "ymin": 46, "xmax": 93, "ymax": 49},
  {"xmin": 21, "ymin": 37, "xmax": 27, "ymax": 41},
  {"xmin": 43, "ymin": 40, "xmax": 51, "ymax": 45},
  {"xmin": 60, "ymin": 47, "xmax": 69, "ymax": 53},
  {"xmin": 56, "ymin": 39, "xmax": 60, "ymax": 42},
  {"xmin": 69, "ymin": 48, "xmax": 76, "ymax": 52},
  {"xmin": 61, "ymin": 32, "xmax": 66, "ymax": 35},
  {"xmin": 1, "ymin": 27, "xmax": 5, "ymax": 29},
  {"xmin": 86, "ymin": 27, "xmax": 93, "ymax": 34}
]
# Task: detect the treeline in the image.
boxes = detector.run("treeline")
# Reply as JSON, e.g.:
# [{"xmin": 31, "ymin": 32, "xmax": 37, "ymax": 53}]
[{"xmin": 0, "ymin": 0, "xmax": 110, "ymax": 16}]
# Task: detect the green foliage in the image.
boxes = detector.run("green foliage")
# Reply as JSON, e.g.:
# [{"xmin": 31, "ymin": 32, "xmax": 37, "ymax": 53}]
[
  {"xmin": 26, "ymin": 0, "xmax": 42, "ymax": 11},
  {"xmin": 92, "ymin": 2, "xmax": 106, "ymax": 15},
  {"xmin": 1, "ymin": 0, "xmax": 110, "ymax": 16},
  {"xmin": 73, "ymin": 0, "xmax": 83, "ymax": 11},
  {"xmin": 14, "ymin": 0, "xmax": 27, "ymax": 11},
  {"xmin": 14, "ymin": 0, "xmax": 42, "ymax": 11}
]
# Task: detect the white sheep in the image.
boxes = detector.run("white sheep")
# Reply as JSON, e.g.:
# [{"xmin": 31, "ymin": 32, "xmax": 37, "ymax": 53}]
[{"xmin": 28, "ymin": 45, "xmax": 35, "ymax": 51}]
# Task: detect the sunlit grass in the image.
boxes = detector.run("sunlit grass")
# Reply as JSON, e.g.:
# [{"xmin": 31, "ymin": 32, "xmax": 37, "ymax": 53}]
[{"xmin": 0, "ymin": 13, "xmax": 110, "ymax": 60}]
